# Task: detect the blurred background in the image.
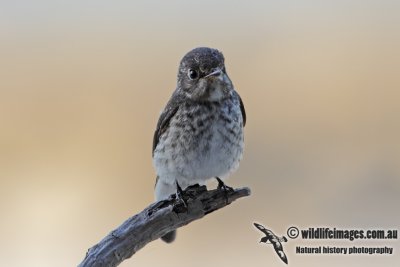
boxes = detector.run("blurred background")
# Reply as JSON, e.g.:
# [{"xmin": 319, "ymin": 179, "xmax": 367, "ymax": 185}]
[{"xmin": 1, "ymin": 1, "xmax": 399, "ymax": 266}]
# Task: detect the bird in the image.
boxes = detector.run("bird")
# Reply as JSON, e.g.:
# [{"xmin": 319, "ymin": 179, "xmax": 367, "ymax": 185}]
[
  {"xmin": 152, "ymin": 47, "xmax": 246, "ymax": 243},
  {"xmin": 254, "ymin": 223, "xmax": 288, "ymax": 264}
]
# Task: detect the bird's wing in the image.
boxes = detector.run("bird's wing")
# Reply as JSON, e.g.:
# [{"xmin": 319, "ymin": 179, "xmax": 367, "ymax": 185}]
[
  {"xmin": 273, "ymin": 241, "xmax": 288, "ymax": 264},
  {"xmin": 253, "ymin": 223, "xmax": 271, "ymax": 236},
  {"xmin": 235, "ymin": 91, "xmax": 246, "ymax": 127},
  {"xmin": 152, "ymin": 91, "xmax": 182, "ymax": 155}
]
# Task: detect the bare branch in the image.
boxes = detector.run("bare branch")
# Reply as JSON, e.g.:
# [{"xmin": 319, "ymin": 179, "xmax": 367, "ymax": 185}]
[{"xmin": 78, "ymin": 184, "xmax": 251, "ymax": 267}]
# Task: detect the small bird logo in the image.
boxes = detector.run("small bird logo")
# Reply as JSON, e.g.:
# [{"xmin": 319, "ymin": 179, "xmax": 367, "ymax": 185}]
[{"xmin": 254, "ymin": 223, "xmax": 288, "ymax": 264}]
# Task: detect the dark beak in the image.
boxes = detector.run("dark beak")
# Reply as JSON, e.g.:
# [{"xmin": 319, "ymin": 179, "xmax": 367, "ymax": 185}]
[{"xmin": 205, "ymin": 69, "xmax": 222, "ymax": 78}]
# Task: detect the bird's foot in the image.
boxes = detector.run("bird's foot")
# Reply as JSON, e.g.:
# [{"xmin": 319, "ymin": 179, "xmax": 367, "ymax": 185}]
[
  {"xmin": 216, "ymin": 177, "xmax": 234, "ymax": 204},
  {"xmin": 174, "ymin": 181, "xmax": 188, "ymax": 212}
]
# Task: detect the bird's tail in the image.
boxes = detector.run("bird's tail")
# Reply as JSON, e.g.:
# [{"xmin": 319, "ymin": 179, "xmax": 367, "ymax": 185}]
[
  {"xmin": 161, "ymin": 230, "xmax": 176, "ymax": 243},
  {"xmin": 155, "ymin": 177, "xmax": 178, "ymax": 243}
]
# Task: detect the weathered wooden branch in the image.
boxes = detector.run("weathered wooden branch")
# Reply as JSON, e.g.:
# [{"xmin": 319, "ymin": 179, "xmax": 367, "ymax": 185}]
[{"xmin": 78, "ymin": 184, "xmax": 251, "ymax": 267}]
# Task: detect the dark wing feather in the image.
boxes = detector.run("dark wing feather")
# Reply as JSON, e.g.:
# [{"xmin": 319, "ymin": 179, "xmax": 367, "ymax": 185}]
[
  {"xmin": 152, "ymin": 92, "xmax": 183, "ymax": 156},
  {"xmin": 238, "ymin": 94, "xmax": 246, "ymax": 127},
  {"xmin": 254, "ymin": 223, "xmax": 269, "ymax": 235},
  {"xmin": 233, "ymin": 91, "xmax": 246, "ymax": 127},
  {"xmin": 273, "ymin": 243, "xmax": 288, "ymax": 264}
]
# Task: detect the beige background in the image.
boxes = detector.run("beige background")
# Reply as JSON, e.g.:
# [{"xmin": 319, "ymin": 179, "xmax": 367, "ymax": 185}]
[{"xmin": 1, "ymin": 1, "xmax": 399, "ymax": 266}]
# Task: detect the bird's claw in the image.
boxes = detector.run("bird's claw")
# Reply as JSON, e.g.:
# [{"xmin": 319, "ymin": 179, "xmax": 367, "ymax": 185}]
[
  {"xmin": 175, "ymin": 181, "xmax": 188, "ymax": 210},
  {"xmin": 216, "ymin": 177, "xmax": 233, "ymax": 204}
]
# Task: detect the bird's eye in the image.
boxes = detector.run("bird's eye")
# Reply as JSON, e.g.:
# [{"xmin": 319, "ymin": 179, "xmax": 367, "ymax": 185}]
[{"xmin": 187, "ymin": 69, "xmax": 199, "ymax": 80}]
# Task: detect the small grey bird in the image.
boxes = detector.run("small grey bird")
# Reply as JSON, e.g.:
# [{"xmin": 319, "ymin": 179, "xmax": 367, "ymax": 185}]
[{"xmin": 152, "ymin": 47, "xmax": 246, "ymax": 243}]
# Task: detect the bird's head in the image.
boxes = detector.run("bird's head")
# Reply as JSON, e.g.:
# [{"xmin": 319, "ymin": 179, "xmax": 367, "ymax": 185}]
[
  {"xmin": 177, "ymin": 47, "xmax": 233, "ymax": 102},
  {"xmin": 260, "ymin": 236, "xmax": 270, "ymax": 243}
]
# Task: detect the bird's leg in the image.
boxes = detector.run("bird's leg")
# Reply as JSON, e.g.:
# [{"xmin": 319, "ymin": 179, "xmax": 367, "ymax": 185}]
[
  {"xmin": 175, "ymin": 180, "xmax": 188, "ymax": 208},
  {"xmin": 216, "ymin": 177, "xmax": 234, "ymax": 204},
  {"xmin": 216, "ymin": 177, "xmax": 234, "ymax": 191}
]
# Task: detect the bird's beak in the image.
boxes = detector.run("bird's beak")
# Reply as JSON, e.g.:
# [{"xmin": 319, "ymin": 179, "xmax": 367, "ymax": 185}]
[{"xmin": 205, "ymin": 68, "xmax": 222, "ymax": 78}]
